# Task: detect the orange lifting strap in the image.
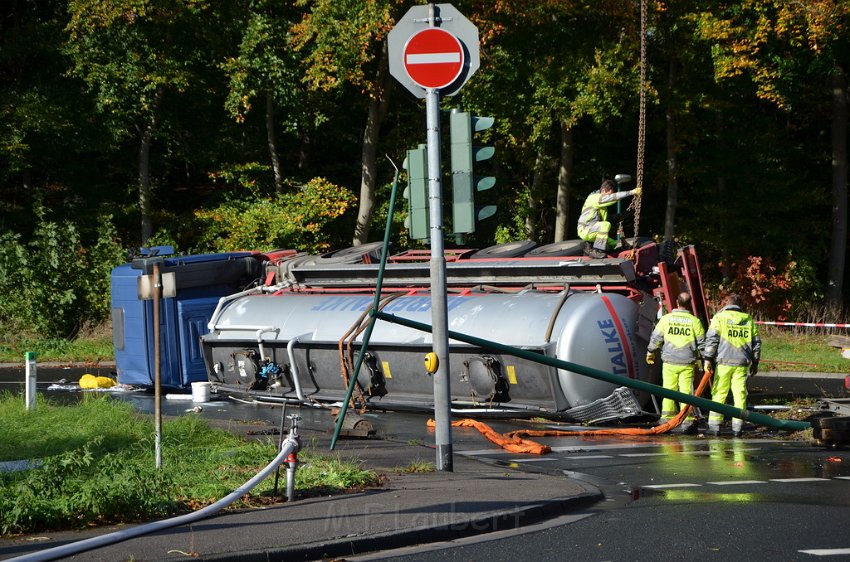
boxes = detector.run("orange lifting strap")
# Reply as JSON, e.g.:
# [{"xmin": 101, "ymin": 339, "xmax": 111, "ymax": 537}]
[{"xmin": 428, "ymin": 367, "xmax": 713, "ymax": 455}]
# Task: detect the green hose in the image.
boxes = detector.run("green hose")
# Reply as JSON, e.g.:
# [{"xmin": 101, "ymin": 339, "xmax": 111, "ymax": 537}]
[
  {"xmin": 372, "ymin": 310, "xmax": 811, "ymax": 433},
  {"xmin": 330, "ymin": 162, "xmax": 400, "ymax": 450}
]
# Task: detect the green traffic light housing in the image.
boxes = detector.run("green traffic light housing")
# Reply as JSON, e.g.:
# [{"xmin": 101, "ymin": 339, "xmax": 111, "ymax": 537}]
[
  {"xmin": 450, "ymin": 110, "xmax": 496, "ymax": 235},
  {"xmin": 403, "ymin": 144, "xmax": 430, "ymax": 240}
]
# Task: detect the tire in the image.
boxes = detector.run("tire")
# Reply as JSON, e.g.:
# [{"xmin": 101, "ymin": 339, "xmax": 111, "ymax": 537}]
[
  {"xmin": 658, "ymin": 240, "xmax": 677, "ymax": 268},
  {"xmin": 526, "ymin": 239, "xmax": 585, "ymax": 257},
  {"xmin": 316, "ymin": 241, "xmax": 392, "ymax": 264},
  {"xmin": 469, "ymin": 240, "xmax": 537, "ymax": 259}
]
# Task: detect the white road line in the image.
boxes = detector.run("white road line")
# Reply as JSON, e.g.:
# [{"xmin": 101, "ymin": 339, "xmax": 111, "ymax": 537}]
[
  {"xmin": 706, "ymin": 480, "xmax": 768, "ymax": 485},
  {"xmin": 642, "ymin": 483, "xmax": 701, "ymax": 489},
  {"xmin": 798, "ymin": 548, "xmax": 850, "ymax": 556},
  {"xmin": 568, "ymin": 455, "xmax": 614, "ymax": 460},
  {"xmin": 769, "ymin": 478, "xmax": 831, "ymax": 483},
  {"xmin": 507, "ymin": 457, "xmax": 558, "ymax": 463},
  {"xmin": 620, "ymin": 453, "xmax": 666, "ymax": 457},
  {"xmin": 834, "ymin": 476, "xmax": 850, "ymax": 480}
]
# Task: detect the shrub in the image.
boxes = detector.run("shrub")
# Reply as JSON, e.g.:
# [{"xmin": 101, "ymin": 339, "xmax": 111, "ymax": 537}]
[
  {"xmin": 192, "ymin": 177, "xmax": 356, "ymax": 254},
  {"xmin": 0, "ymin": 206, "xmax": 126, "ymax": 337}
]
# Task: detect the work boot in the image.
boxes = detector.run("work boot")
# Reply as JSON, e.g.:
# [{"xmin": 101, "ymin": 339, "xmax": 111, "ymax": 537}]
[{"xmin": 583, "ymin": 242, "xmax": 607, "ymax": 259}]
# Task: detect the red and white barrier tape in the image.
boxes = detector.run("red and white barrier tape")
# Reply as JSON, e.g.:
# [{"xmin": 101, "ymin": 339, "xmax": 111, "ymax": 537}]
[{"xmin": 756, "ymin": 321, "xmax": 850, "ymax": 329}]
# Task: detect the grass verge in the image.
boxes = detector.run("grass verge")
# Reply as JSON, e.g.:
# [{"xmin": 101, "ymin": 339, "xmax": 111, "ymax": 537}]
[
  {"xmin": 3, "ymin": 325, "xmax": 849, "ymax": 374},
  {"xmin": 0, "ymin": 393, "xmax": 379, "ymax": 536}
]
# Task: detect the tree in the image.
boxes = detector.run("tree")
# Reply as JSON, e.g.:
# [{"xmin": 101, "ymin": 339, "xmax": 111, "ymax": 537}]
[
  {"xmin": 222, "ymin": 1, "xmax": 307, "ymax": 194},
  {"xmin": 65, "ymin": 0, "xmax": 215, "ymax": 244},
  {"xmin": 291, "ymin": 0, "xmax": 401, "ymax": 246},
  {"xmin": 463, "ymin": 1, "xmax": 638, "ymax": 243},
  {"xmin": 698, "ymin": 1, "xmax": 850, "ymax": 306}
]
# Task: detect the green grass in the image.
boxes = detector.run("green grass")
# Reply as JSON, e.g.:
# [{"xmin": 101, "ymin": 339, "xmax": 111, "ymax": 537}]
[
  {"xmin": 0, "ymin": 393, "xmax": 379, "ymax": 536},
  {"xmin": 0, "ymin": 327, "xmax": 113, "ymax": 364},
  {"xmin": 759, "ymin": 328, "xmax": 850, "ymax": 373},
  {"xmin": 3, "ymin": 325, "xmax": 847, "ymax": 374}
]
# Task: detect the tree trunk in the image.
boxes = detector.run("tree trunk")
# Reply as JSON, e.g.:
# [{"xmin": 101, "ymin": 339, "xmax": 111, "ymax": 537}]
[
  {"xmin": 266, "ymin": 91, "xmax": 284, "ymax": 193},
  {"xmin": 525, "ymin": 151, "xmax": 546, "ymax": 240},
  {"xmin": 352, "ymin": 43, "xmax": 392, "ymax": 246},
  {"xmin": 827, "ymin": 66, "xmax": 848, "ymax": 307},
  {"xmin": 554, "ymin": 122, "xmax": 574, "ymax": 242},
  {"xmin": 664, "ymin": 59, "xmax": 678, "ymax": 242},
  {"xmin": 138, "ymin": 87, "xmax": 163, "ymax": 245}
]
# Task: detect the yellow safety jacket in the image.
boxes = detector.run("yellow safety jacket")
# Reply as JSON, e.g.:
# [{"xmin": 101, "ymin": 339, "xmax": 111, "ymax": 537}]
[
  {"xmin": 577, "ymin": 190, "xmax": 632, "ymax": 240},
  {"xmin": 647, "ymin": 308, "xmax": 706, "ymax": 365},
  {"xmin": 704, "ymin": 306, "xmax": 761, "ymax": 366}
]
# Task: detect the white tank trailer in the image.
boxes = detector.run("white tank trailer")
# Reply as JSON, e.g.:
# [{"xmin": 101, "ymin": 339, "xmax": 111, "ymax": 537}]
[{"xmin": 199, "ymin": 240, "xmax": 708, "ymax": 419}]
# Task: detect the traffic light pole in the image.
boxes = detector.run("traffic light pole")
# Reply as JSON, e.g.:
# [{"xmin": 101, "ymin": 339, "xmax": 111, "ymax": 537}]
[{"xmin": 425, "ymin": 84, "xmax": 453, "ymax": 472}]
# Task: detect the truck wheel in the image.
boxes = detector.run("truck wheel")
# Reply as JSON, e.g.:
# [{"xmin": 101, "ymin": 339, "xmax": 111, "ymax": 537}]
[
  {"xmin": 526, "ymin": 240, "xmax": 584, "ymax": 257},
  {"xmin": 470, "ymin": 240, "xmax": 537, "ymax": 259},
  {"xmin": 316, "ymin": 241, "xmax": 391, "ymax": 264}
]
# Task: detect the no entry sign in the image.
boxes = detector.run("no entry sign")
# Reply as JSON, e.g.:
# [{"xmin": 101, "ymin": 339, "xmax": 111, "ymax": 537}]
[{"xmin": 403, "ymin": 28, "xmax": 465, "ymax": 90}]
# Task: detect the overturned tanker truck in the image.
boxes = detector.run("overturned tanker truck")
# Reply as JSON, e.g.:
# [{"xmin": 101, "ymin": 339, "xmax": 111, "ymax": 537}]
[{"xmin": 197, "ymin": 239, "xmax": 709, "ymax": 420}]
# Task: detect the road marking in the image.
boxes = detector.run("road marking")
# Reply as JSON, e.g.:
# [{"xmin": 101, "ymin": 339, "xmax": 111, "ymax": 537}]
[
  {"xmin": 507, "ymin": 457, "xmax": 558, "ymax": 463},
  {"xmin": 642, "ymin": 483, "xmax": 701, "ymax": 489},
  {"xmin": 769, "ymin": 478, "xmax": 831, "ymax": 483},
  {"xmin": 798, "ymin": 548, "xmax": 850, "ymax": 556},
  {"xmin": 834, "ymin": 476, "xmax": 850, "ymax": 481},
  {"xmin": 568, "ymin": 455, "xmax": 614, "ymax": 460},
  {"xmin": 620, "ymin": 453, "xmax": 665, "ymax": 457},
  {"xmin": 706, "ymin": 480, "xmax": 768, "ymax": 486}
]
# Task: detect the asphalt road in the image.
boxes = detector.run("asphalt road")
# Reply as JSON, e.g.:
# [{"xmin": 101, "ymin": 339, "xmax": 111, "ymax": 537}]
[{"xmin": 4, "ymin": 365, "xmax": 850, "ymax": 561}]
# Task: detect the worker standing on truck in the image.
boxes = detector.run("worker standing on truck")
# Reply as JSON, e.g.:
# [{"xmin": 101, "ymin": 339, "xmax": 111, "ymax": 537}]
[
  {"xmin": 577, "ymin": 179, "xmax": 642, "ymax": 258},
  {"xmin": 646, "ymin": 292, "xmax": 706, "ymax": 434},
  {"xmin": 703, "ymin": 294, "xmax": 761, "ymax": 437}
]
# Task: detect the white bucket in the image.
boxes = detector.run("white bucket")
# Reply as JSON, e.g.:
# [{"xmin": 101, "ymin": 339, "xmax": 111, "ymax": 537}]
[{"xmin": 191, "ymin": 381, "xmax": 211, "ymax": 403}]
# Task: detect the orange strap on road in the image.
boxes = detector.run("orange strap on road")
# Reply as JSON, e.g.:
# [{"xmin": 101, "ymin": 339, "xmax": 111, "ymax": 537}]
[
  {"xmin": 426, "ymin": 418, "xmax": 551, "ymax": 455},
  {"xmin": 427, "ymin": 367, "xmax": 714, "ymax": 454}
]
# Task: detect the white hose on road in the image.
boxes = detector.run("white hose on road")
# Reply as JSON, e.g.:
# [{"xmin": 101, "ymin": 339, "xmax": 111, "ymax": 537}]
[{"xmin": 9, "ymin": 439, "xmax": 298, "ymax": 562}]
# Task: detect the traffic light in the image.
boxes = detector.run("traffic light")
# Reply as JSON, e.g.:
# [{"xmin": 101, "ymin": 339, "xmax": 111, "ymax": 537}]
[
  {"xmin": 450, "ymin": 109, "xmax": 496, "ymax": 235},
  {"xmin": 403, "ymin": 144, "xmax": 430, "ymax": 240}
]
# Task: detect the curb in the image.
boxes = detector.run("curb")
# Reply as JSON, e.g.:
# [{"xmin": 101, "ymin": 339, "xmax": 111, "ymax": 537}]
[{"xmin": 203, "ymin": 484, "xmax": 603, "ymax": 562}]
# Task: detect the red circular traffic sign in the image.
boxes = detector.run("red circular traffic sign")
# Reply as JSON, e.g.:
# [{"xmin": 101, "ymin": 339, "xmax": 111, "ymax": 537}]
[{"xmin": 403, "ymin": 28, "xmax": 465, "ymax": 90}]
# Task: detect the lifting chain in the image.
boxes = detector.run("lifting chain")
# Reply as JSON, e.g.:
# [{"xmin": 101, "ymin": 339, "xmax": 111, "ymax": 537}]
[
  {"xmin": 633, "ymin": 0, "xmax": 647, "ymax": 240},
  {"xmin": 620, "ymin": 0, "xmax": 646, "ymax": 254}
]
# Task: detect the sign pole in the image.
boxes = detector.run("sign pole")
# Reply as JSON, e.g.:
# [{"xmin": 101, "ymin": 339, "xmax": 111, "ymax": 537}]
[
  {"xmin": 425, "ymin": 3, "xmax": 453, "ymax": 473},
  {"xmin": 426, "ymin": 85, "xmax": 453, "ymax": 472},
  {"xmin": 153, "ymin": 262, "xmax": 162, "ymax": 470}
]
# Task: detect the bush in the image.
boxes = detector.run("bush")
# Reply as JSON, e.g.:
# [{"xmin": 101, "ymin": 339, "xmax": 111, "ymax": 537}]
[
  {"xmin": 192, "ymin": 177, "xmax": 356, "ymax": 254},
  {"xmin": 708, "ymin": 254, "xmax": 826, "ymax": 321},
  {"xmin": 0, "ymin": 206, "xmax": 126, "ymax": 338}
]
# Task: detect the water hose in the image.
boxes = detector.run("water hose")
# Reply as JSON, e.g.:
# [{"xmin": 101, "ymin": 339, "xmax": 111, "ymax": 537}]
[{"xmin": 11, "ymin": 438, "xmax": 299, "ymax": 562}]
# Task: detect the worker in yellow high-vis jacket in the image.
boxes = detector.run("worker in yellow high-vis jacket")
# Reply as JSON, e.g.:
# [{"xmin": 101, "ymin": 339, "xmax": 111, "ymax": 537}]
[
  {"xmin": 646, "ymin": 292, "xmax": 706, "ymax": 434},
  {"xmin": 703, "ymin": 294, "xmax": 761, "ymax": 437},
  {"xmin": 577, "ymin": 179, "xmax": 642, "ymax": 258}
]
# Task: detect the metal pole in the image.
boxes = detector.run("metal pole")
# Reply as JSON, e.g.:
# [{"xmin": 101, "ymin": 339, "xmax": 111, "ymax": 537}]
[
  {"xmin": 424, "ymin": 5, "xmax": 452, "ymax": 472},
  {"xmin": 425, "ymin": 3, "xmax": 453, "ymax": 472},
  {"xmin": 25, "ymin": 352, "xmax": 36, "ymax": 411},
  {"xmin": 153, "ymin": 263, "xmax": 162, "ymax": 469}
]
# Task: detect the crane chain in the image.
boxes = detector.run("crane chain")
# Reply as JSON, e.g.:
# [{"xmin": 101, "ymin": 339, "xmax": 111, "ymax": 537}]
[{"xmin": 634, "ymin": 0, "xmax": 646, "ymax": 241}]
